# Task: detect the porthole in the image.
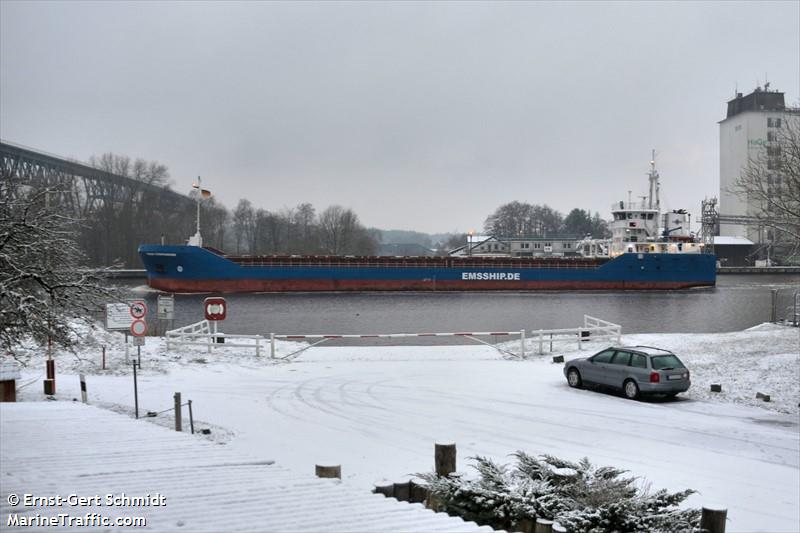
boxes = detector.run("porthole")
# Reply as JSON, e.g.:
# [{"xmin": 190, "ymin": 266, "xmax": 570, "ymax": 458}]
[{"xmin": 177, "ymin": 266, "xmax": 184, "ymax": 273}]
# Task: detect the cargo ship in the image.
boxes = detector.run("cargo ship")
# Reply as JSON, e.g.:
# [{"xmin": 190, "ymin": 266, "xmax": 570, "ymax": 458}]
[{"xmin": 138, "ymin": 155, "xmax": 716, "ymax": 293}]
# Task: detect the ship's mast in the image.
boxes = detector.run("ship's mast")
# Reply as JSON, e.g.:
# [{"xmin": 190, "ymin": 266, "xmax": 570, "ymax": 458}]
[
  {"xmin": 647, "ymin": 149, "xmax": 661, "ymax": 211},
  {"xmin": 648, "ymin": 149, "xmax": 660, "ymax": 211}
]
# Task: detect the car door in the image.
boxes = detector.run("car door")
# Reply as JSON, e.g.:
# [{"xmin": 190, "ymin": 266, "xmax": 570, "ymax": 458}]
[
  {"xmin": 582, "ymin": 349, "xmax": 616, "ymax": 385},
  {"xmin": 606, "ymin": 350, "xmax": 632, "ymax": 389}
]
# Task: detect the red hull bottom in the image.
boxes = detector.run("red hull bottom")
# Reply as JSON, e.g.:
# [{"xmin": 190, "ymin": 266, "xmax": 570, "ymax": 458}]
[{"xmin": 148, "ymin": 278, "xmax": 714, "ymax": 293}]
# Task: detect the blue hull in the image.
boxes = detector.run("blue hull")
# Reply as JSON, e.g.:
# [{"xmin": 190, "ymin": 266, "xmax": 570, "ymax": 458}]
[{"xmin": 138, "ymin": 245, "xmax": 717, "ymax": 293}]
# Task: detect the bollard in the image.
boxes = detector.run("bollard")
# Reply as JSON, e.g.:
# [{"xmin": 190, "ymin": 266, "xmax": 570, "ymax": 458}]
[
  {"xmin": 700, "ymin": 506, "xmax": 727, "ymax": 533},
  {"xmin": 79, "ymin": 374, "xmax": 87, "ymax": 403},
  {"xmin": 771, "ymin": 288, "xmax": 778, "ymax": 322},
  {"xmin": 315, "ymin": 464, "xmax": 341, "ymax": 479},
  {"xmin": 534, "ymin": 518, "xmax": 554, "ymax": 533},
  {"xmin": 174, "ymin": 392, "xmax": 182, "ymax": 431},
  {"xmin": 43, "ymin": 379, "xmax": 55, "ymax": 396},
  {"xmin": 102, "ymin": 346, "xmax": 106, "ymax": 370},
  {"xmin": 435, "ymin": 442, "xmax": 456, "ymax": 477},
  {"xmin": 270, "ymin": 333, "xmax": 276, "ymax": 358}
]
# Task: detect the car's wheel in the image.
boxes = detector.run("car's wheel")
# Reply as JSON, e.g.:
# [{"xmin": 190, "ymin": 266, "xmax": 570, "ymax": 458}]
[
  {"xmin": 567, "ymin": 368, "xmax": 583, "ymax": 389},
  {"xmin": 623, "ymin": 379, "xmax": 640, "ymax": 400}
]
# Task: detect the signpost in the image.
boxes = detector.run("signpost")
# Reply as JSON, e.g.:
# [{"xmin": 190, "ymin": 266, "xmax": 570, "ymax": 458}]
[
  {"xmin": 129, "ymin": 303, "xmax": 148, "ymax": 366},
  {"xmin": 204, "ymin": 297, "xmax": 226, "ymax": 343}
]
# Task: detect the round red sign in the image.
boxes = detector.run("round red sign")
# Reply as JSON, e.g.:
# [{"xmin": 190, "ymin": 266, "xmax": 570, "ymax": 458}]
[
  {"xmin": 130, "ymin": 319, "xmax": 147, "ymax": 337},
  {"xmin": 130, "ymin": 301, "xmax": 147, "ymax": 319}
]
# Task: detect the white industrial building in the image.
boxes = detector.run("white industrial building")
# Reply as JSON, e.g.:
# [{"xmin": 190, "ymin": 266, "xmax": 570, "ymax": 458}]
[{"xmin": 718, "ymin": 86, "xmax": 799, "ymax": 244}]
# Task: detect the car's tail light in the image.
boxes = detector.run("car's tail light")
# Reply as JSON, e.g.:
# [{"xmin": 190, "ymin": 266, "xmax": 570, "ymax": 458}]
[{"xmin": 649, "ymin": 372, "xmax": 660, "ymax": 383}]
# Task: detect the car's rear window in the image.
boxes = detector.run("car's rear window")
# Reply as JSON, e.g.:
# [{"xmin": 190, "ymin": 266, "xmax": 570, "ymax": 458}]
[{"xmin": 650, "ymin": 354, "xmax": 685, "ymax": 370}]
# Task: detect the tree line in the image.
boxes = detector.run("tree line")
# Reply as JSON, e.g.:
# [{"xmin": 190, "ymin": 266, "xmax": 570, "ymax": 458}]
[{"xmin": 483, "ymin": 201, "xmax": 610, "ymax": 239}]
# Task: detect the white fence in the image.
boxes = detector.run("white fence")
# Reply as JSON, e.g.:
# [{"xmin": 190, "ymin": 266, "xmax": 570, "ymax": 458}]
[
  {"xmin": 530, "ymin": 315, "xmax": 622, "ymax": 354},
  {"xmin": 165, "ymin": 320, "xmax": 266, "ymax": 355}
]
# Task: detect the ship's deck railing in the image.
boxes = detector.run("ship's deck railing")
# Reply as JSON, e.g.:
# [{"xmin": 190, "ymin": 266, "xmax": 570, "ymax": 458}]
[
  {"xmin": 165, "ymin": 320, "xmax": 265, "ymax": 355},
  {"xmin": 225, "ymin": 256, "xmax": 608, "ymax": 269}
]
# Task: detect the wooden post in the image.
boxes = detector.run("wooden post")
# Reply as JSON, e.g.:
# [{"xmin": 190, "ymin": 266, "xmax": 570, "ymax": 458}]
[
  {"xmin": 188, "ymin": 399, "xmax": 194, "ymax": 434},
  {"xmin": 393, "ymin": 481, "xmax": 411, "ymax": 502},
  {"xmin": 534, "ymin": 518, "xmax": 554, "ymax": 533},
  {"xmin": 102, "ymin": 346, "xmax": 106, "ymax": 370},
  {"xmin": 700, "ymin": 506, "xmax": 727, "ymax": 533},
  {"xmin": 435, "ymin": 442, "xmax": 456, "ymax": 476},
  {"xmin": 409, "ymin": 478, "xmax": 429, "ymax": 503},
  {"xmin": 771, "ymin": 288, "xmax": 778, "ymax": 322},
  {"xmin": 315, "ymin": 464, "xmax": 341, "ymax": 479},
  {"xmin": 373, "ymin": 481, "xmax": 394, "ymax": 498},
  {"xmin": 516, "ymin": 518, "xmax": 534, "ymax": 533},
  {"xmin": 174, "ymin": 392, "xmax": 182, "ymax": 431}
]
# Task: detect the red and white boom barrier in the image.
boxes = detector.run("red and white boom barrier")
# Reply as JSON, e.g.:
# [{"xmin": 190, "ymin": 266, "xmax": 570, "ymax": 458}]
[{"xmin": 269, "ymin": 330, "xmax": 526, "ymax": 359}]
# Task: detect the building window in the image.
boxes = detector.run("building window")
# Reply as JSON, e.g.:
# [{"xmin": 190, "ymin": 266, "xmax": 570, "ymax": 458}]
[
  {"xmin": 767, "ymin": 131, "xmax": 778, "ymax": 141},
  {"xmin": 544, "ymin": 242, "xmax": 551, "ymax": 247},
  {"xmin": 767, "ymin": 146, "xmax": 782, "ymax": 157},
  {"xmin": 534, "ymin": 243, "xmax": 541, "ymax": 249},
  {"xmin": 768, "ymin": 117, "xmax": 782, "ymax": 128},
  {"xmin": 564, "ymin": 243, "xmax": 571, "ymax": 249}
]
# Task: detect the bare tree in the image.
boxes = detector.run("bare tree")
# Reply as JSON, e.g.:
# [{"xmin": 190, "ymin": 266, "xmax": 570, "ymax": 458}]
[
  {"xmin": 0, "ymin": 176, "xmax": 118, "ymax": 359},
  {"xmin": 232, "ymin": 199, "xmax": 255, "ymax": 254},
  {"xmin": 318, "ymin": 205, "xmax": 377, "ymax": 255},
  {"xmin": 732, "ymin": 115, "xmax": 800, "ymax": 258}
]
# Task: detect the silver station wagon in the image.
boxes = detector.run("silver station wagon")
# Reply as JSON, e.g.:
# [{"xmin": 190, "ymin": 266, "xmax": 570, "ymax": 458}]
[{"xmin": 563, "ymin": 346, "xmax": 691, "ymax": 400}]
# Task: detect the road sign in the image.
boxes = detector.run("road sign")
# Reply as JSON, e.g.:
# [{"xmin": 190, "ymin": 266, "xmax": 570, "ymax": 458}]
[
  {"xmin": 204, "ymin": 297, "xmax": 227, "ymax": 321},
  {"xmin": 131, "ymin": 319, "xmax": 147, "ymax": 337},
  {"xmin": 129, "ymin": 300, "xmax": 147, "ymax": 319},
  {"xmin": 132, "ymin": 336, "xmax": 146, "ymax": 346},
  {"xmin": 157, "ymin": 294, "xmax": 174, "ymax": 320},
  {"xmin": 106, "ymin": 303, "xmax": 134, "ymax": 330}
]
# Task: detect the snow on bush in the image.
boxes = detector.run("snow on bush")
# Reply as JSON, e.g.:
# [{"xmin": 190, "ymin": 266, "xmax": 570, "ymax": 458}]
[{"xmin": 418, "ymin": 452, "xmax": 701, "ymax": 533}]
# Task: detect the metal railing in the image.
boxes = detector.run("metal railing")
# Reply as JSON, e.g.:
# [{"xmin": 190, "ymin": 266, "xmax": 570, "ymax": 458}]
[
  {"xmin": 165, "ymin": 320, "xmax": 265, "ymax": 355},
  {"xmin": 531, "ymin": 315, "xmax": 622, "ymax": 354}
]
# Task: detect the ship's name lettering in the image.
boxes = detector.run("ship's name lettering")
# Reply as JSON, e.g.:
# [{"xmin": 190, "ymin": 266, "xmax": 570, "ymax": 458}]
[{"xmin": 462, "ymin": 272, "xmax": 521, "ymax": 281}]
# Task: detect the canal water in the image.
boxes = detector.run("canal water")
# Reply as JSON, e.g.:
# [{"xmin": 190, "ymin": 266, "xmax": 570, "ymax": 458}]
[{"xmin": 124, "ymin": 274, "xmax": 799, "ymax": 339}]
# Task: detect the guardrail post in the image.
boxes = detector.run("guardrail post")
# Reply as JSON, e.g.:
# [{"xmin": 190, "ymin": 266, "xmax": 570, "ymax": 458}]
[
  {"xmin": 270, "ymin": 333, "xmax": 275, "ymax": 358},
  {"xmin": 538, "ymin": 329, "xmax": 543, "ymax": 355}
]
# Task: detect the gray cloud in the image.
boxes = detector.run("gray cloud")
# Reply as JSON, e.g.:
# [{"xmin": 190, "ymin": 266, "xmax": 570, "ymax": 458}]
[{"xmin": 2, "ymin": 1, "xmax": 798, "ymax": 233}]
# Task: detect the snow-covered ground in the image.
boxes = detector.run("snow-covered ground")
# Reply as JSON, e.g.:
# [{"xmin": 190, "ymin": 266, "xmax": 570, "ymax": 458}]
[{"xmin": 8, "ymin": 323, "xmax": 800, "ymax": 532}]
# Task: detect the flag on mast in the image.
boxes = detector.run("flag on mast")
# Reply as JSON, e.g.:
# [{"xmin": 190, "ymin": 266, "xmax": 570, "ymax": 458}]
[{"xmin": 192, "ymin": 181, "xmax": 212, "ymax": 198}]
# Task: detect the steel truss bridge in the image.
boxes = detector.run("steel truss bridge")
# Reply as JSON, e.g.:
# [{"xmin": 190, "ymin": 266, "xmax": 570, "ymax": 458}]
[
  {"xmin": 1, "ymin": 140, "xmax": 198, "ymax": 267},
  {"xmin": 0, "ymin": 140, "xmax": 192, "ymax": 211}
]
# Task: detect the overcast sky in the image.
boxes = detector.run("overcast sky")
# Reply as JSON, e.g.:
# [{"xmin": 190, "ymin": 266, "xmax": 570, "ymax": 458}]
[{"xmin": 2, "ymin": 1, "xmax": 798, "ymax": 234}]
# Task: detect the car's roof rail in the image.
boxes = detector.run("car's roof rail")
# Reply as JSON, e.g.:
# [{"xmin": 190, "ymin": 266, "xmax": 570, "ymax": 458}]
[{"xmin": 632, "ymin": 345, "xmax": 673, "ymax": 353}]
